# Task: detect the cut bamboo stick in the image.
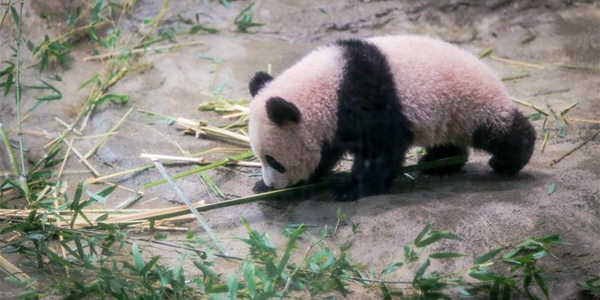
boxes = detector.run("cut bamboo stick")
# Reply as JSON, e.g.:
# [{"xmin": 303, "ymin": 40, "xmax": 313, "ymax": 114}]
[
  {"xmin": 549, "ymin": 129, "xmax": 600, "ymax": 166},
  {"xmin": 490, "ymin": 55, "xmax": 545, "ymax": 69}
]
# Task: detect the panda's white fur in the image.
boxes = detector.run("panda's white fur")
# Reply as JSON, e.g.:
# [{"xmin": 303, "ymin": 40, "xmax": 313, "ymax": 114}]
[
  {"xmin": 369, "ymin": 36, "xmax": 513, "ymax": 146},
  {"xmin": 249, "ymin": 47, "xmax": 345, "ymax": 188},
  {"xmin": 249, "ymin": 35, "xmax": 535, "ymax": 197}
]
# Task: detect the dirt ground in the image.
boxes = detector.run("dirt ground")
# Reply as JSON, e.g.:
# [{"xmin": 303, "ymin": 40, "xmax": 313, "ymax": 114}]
[{"xmin": 1, "ymin": 0, "xmax": 599, "ymax": 299}]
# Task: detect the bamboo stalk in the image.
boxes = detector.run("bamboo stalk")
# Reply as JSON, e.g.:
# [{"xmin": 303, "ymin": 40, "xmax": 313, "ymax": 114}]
[
  {"xmin": 510, "ymin": 97, "xmax": 548, "ymax": 116},
  {"xmin": 490, "ymin": 55, "xmax": 545, "ymax": 69},
  {"xmin": 140, "ymin": 153, "xmax": 205, "ymax": 163},
  {"xmin": 477, "ymin": 47, "xmax": 493, "ymax": 59},
  {"xmin": 176, "ymin": 117, "xmax": 250, "ymax": 143},
  {"xmin": 84, "ymin": 106, "xmax": 134, "ymax": 159},
  {"xmin": 143, "ymin": 151, "xmax": 255, "ymax": 189},
  {"xmin": 568, "ymin": 118, "xmax": 600, "ymax": 124},
  {"xmin": 77, "ymin": 132, "xmax": 119, "ymax": 139},
  {"xmin": 57, "ymin": 138, "xmax": 74, "ymax": 178},
  {"xmin": 82, "ymin": 40, "xmax": 204, "ymax": 61},
  {"xmin": 0, "ymin": 120, "xmax": 20, "ymax": 177},
  {"xmin": 88, "ymin": 155, "xmax": 257, "ymax": 184},
  {"xmin": 150, "ymin": 158, "xmax": 226, "ymax": 254},
  {"xmin": 62, "ymin": 139, "xmax": 100, "ymax": 177},
  {"xmin": 549, "ymin": 129, "xmax": 600, "ymax": 166},
  {"xmin": 540, "ymin": 131, "xmax": 549, "ymax": 153},
  {"xmin": 113, "ymin": 191, "xmax": 144, "ymax": 210},
  {"xmin": 558, "ymin": 64, "xmax": 600, "ymax": 71},
  {"xmin": 560, "ymin": 102, "xmax": 579, "ymax": 116},
  {"xmin": 0, "ymin": 253, "xmax": 37, "ymax": 289},
  {"xmin": 55, "ymin": 117, "xmax": 83, "ymax": 135},
  {"xmin": 502, "ymin": 71, "xmax": 531, "ymax": 81}
]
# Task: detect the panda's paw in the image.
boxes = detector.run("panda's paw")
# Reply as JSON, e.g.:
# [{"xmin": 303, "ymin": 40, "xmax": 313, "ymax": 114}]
[{"xmin": 331, "ymin": 187, "xmax": 361, "ymax": 201}]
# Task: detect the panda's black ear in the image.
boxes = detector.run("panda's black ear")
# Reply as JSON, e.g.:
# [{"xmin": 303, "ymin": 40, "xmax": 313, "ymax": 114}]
[
  {"xmin": 266, "ymin": 97, "xmax": 301, "ymax": 126},
  {"xmin": 249, "ymin": 72, "xmax": 273, "ymax": 97}
]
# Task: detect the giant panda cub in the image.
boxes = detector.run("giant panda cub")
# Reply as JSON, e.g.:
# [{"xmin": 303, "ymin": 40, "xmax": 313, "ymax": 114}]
[{"xmin": 248, "ymin": 35, "xmax": 535, "ymax": 200}]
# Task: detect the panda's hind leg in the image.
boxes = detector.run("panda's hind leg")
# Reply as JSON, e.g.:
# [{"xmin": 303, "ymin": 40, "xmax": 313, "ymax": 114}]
[
  {"xmin": 472, "ymin": 110, "xmax": 536, "ymax": 175},
  {"xmin": 419, "ymin": 145, "xmax": 469, "ymax": 175}
]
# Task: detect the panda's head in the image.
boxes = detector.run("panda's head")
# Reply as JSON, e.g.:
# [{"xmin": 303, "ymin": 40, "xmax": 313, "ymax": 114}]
[{"xmin": 248, "ymin": 71, "xmax": 323, "ymax": 189}]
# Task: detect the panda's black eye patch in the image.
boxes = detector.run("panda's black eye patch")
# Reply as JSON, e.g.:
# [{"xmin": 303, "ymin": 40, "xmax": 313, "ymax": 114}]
[{"xmin": 265, "ymin": 155, "xmax": 286, "ymax": 173}]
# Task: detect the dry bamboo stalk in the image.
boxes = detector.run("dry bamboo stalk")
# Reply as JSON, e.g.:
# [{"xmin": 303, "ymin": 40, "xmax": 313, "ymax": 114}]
[
  {"xmin": 20, "ymin": 130, "xmax": 47, "ymax": 137},
  {"xmin": 200, "ymin": 125, "xmax": 250, "ymax": 143},
  {"xmin": 101, "ymin": 201, "xmax": 206, "ymax": 224},
  {"xmin": 7, "ymin": 113, "xmax": 30, "ymax": 132},
  {"xmin": 113, "ymin": 191, "xmax": 144, "ymax": 210},
  {"xmin": 510, "ymin": 97, "xmax": 548, "ymax": 116},
  {"xmin": 77, "ymin": 132, "xmax": 119, "ymax": 139},
  {"xmin": 568, "ymin": 118, "xmax": 600, "ymax": 124},
  {"xmin": 126, "ymin": 224, "xmax": 189, "ymax": 231},
  {"xmin": 176, "ymin": 117, "xmax": 250, "ymax": 143},
  {"xmin": 140, "ymin": 153, "xmax": 205, "ymax": 163},
  {"xmin": 540, "ymin": 131, "xmax": 549, "ymax": 153},
  {"xmin": 233, "ymin": 104, "xmax": 250, "ymax": 113},
  {"xmin": 84, "ymin": 106, "xmax": 135, "ymax": 159},
  {"xmin": 477, "ymin": 46, "xmax": 493, "ymax": 59},
  {"xmin": 35, "ymin": 185, "xmax": 51, "ymax": 202},
  {"xmin": 83, "ymin": 40, "xmax": 204, "ymax": 61},
  {"xmin": 57, "ymin": 138, "xmax": 74, "ymax": 178},
  {"xmin": 0, "ymin": 254, "xmax": 36, "ymax": 289},
  {"xmin": 88, "ymin": 165, "xmax": 152, "ymax": 183},
  {"xmin": 88, "ymin": 158, "xmax": 256, "ymax": 184},
  {"xmin": 558, "ymin": 64, "xmax": 600, "ymax": 71},
  {"xmin": 61, "ymin": 139, "xmax": 100, "ymax": 177},
  {"xmin": 490, "ymin": 55, "xmax": 545, "ymax": 69},
  {"xmin": 549, "ymin": 129, "xmax": 600, "ymax": 166},
  {"xmin": 560, "ymin": 102, "xmax": 579, "ymax": 116},
  {"xmin": 55, "ymin": 117, "xmax": 83, "ymax": 135},
  {"xmin": 222, "ymin": 112, "xmax": 248, "ymax": 119}
]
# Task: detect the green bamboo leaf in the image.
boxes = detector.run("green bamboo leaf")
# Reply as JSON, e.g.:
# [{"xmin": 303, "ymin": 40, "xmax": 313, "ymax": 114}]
[
  {"xmin": 415, "ymin": 231, "xmax": 454, "ymax": 248},
  {"xmin": 227, "ymin": 274, "xmax": 239, "ymax": 300},
  {"xmin": 533, "ymin": 273, "xmax": 549, "ymax": 299},
  {"xmin": 468, "ymin": 269, "xmax": 497, "ymax": 282},
  {"xmin": 254, "ymin": 290, "xmax": 277, "ymax": 300},
  {"xmin": 414, "ymin": 223, "xmax": 431, "ymax": 245},
  {"xmin": 36, "ymin": 94, "xmax": 62, "ymax": 101},
  {"xmin": 491, "ymin": 278, "xmax": 501, "ymax": 300},
  {"xmin": 140, "ymin": 255, "xmax": 160, "ymax": 277},
  {"xmin": 194, "ymin": 261, "xmax": 217, "ymax": 279},
  {"xmin": 275, "ymin": 224, "xmax": 306, "ymax": 279},
  {"xmin": 502, "ymin": 281, "xmax": 512, "ymax": 300},
  {"xmin": 381, "ymin": 261, "xmax": 404, "ymax": 276},
  {"xmin": 429, "ymin": 252, "xmax": 466, "ymax": 259},
  {"xmin": 243, "ymin": 260, "xmax": 256, "ymax": 298},
  {"xmin": 457, "ymin": 286, "xmax": 471, "ymax": 296},
  {"xmin": 474, "ymin": 247, "xmax": 504, "ymax": 265},
  {"xmin": 72, "ymin": 232, "xmax": 85, "ymax": 260},
  {"xmin": 10, "ymin": 6, "xmax": 20, "ymax": 26},
  {"xmin": 132, "ymin": 243, "xmax": 144, "ymax": 271},
  {"xmin": 4, "ymin": 73, "xmax": 13, "ymax": 96},
  {"xmin": 153, "ymin": 233, "xmax": 167, "ymax": 241},
  {"xmin": 413, "ymin": 258, "xmax": 430, "ymax": 286},
  {"xmin": 548, "ymin": 183, "xmax": 556, "ymax": 195},
  {"xmin": 380, "ymin": 282, "xmax": 391, "ymax": 300}
]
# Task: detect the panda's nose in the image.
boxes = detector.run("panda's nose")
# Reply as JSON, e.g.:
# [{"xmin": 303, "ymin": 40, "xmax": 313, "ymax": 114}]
[{"xmin": 252, "ymin": 180, "xmax": 274, "ymax": 193}]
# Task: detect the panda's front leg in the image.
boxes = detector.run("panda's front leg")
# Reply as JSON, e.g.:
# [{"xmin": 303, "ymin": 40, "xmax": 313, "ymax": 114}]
[{"xmin": 332, "ymin": 148, "xmax": 405, "ymax": 201}]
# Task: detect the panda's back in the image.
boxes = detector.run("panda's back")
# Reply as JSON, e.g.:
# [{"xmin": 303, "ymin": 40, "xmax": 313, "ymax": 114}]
[{"xmin": 368, "ymin": 35, "xmax": 515, "ymax": 147}]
